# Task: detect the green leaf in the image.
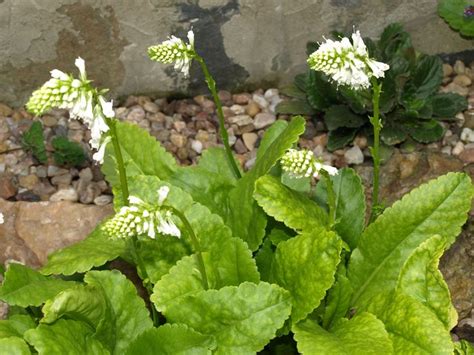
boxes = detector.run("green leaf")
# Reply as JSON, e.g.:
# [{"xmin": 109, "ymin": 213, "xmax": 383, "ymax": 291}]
[
  {"xmin": 125, "ymin": 324, "xmax": 215, "ymax": 355},
  {"xmin": 41, "ymin": 224, "xmax": 126, "ymax": 276},
  {"xmin": 378, "ymin": 23, "xmax": 412, "ymax": 61},
  {"xmin": 306, "ymin": 70, "xmax": 338, "ymax": 111},
  {"xmin": 227, "ymin": 116, "xmax": 306, "ymax": 251},
  {"xmin": 381, "ymin": 122, "xmax": 408, "ymax": 145},
  {"xmin": 271, "ymin": 230, "xmax": 342, "ymax": 323},
  {"xmin": 0, "ymin": 315, "xmax": 36, "ymax": 339},
  {"xmin": 52, "ymin": 136, "xmax": 86, "ymax": 167},
  {"xmin": 324, "ymin": 105, "xmax": 366, "ymax": 131},
  {"xmin": 402, "ymin": 55, "xmax": 443, "ymax": 102},
  {"xmin": 431, "ymin": 93, "xmax": 468, "ymax": 118},
  {"xmin": 255, "ymin": 239, "xmax": 275, "ymax": 282},
  {"xmin": 348, "ymin": 172, "xmax": 474, "ymax": 309},
  {"xmin": 276, "ymin": 100, "xmax": 315, "ymax": 115},
  {"xmin": 364, "ymin": 292, "xmax": 454, "ymax": 354},
  {"xmin": 0, "ymin": 264, "xmax": 77, "ymax": 307},
  {"xmin": 162, "ymin": 282, "xmax": 292, "ymax": 354},
  {"xmin": 256, "ymin": 120, "xmax": 288, "ymax": 163},
  {"xmin": 24, "ymin": 319, "xmax": 109, "ymax": 355},
  {"xmin": 254, "ymin": 175, "xmax": 328, "ymax": 232},
  {"xmin": 281, "ymin": 171, "xmax": 311, "ymax": 193},
  {"xmin": 327, "ymin": 128, "xmax": 358, "ymax": 151},
  {"xmin": 279, "ymin": 84, "xmax": 307, "ymax": 100},
  {"xmin": 439, "ymin": 0, "xmax": 474, "ymax": 37},
  {"xmin": 84, "ymin": 270, "xmax": 153, "ymax": 354},
  {"xmin": 396, "ymin": 235, "xmax": 457, "ymax": 330},
  {"xmin": 454, "ymin": 340, "xmax": 474, "ymax": 355},
  {"xmin": 102, "ymin": 121, "xmax": 177, "ymax": 187},
  {"xmin": 21, "ymin": 121, "xmax": 47, "ymax": 164},
  {"xmin": 314, "ymin": 168, "xmax": 366, "ymax": 249},
  {"xmin": 0, "ymin": 337, "xmax": 31, "ymax": 355},
  {"xmin": 404, "ymin": 119, "xmax": 445, "ymax": 143},
  {"xmin": 293, "ymin": 313, "xmax": 392, "ymax": 355},
  {"xmin": 322, "ymin": 265, "xmax": 353, "ymax": 329}
]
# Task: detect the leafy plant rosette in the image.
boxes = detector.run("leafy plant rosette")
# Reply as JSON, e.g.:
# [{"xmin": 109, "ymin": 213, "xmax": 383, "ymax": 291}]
[
  {"xmin": 278, "ymin": 23, "xmax": 468, "ymax": 151},
  {"xmin": 0, "ymin": 30, "xmax": 473, "ymax": 355}
]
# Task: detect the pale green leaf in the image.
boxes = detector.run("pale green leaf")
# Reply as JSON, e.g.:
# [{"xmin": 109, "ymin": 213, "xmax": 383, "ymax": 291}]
[
  {"xmin": 271, "ymin": 230, "xmax": 342, "ymax": 323},
  {"xmin": 397, "ymin": 235, "xmax": 458, "ymax": 330},
  {"xmin": 454, "ymin": 340, "xmax": 474, "ymax": 355},
  {"xmin": 0, "ymin": 264, "xmax": 77, "ymax": 307},
  {"xmin": 0, "ymin": 337, "xmax": 31, "ymax": 355},
  {"xmin": 364, "ymin": 292, "xmax": 454, "ymax": 354},
  {"xmin": 125, "ymin": 324, "xmax": 215, "ymax": 355},
  {"xmin": 315, "ymin": 168, "xmax": 366, "ymax": 249},
  {"xmin": 293, "ymin": 312, "xmax": 392, "ymax": 355},
  {"xmin": 349, "ymin": 172, "xmax": 473, "ymax": 308},
  {"xmin": 0, "ymin": 315, "xmax": 36, "ymax": 339},
  {"xmin": 163, "ymin": 282, "xmax": 291, "ymax": 354},
  {"xmin": 24, "ymin": 319, "xmax": 109, "ymax": 355},
  {"xmin": 227, "ymin": 116, "xmax": 306, "ymax": 250},
  {"xmin": 254, "ymin": 175, "xmax": 328, "ymax": 232},
  {"xmin": 85, "ymin": 270, "xmax": 153, "ymax": 354},
  {"xmin": 322, "ymin": 267, "xmax": 353, "ymax": 329},
  {"xmin": 102, "ymin": 121, "xmax": 177, "ymax": 186},
  {"xmin": 41, "ymin": 224, "xmax": 126, "ymax": 276},
  {"xmin": 256, "ymin": 120, "xmax": 288, "ymax": 163}
]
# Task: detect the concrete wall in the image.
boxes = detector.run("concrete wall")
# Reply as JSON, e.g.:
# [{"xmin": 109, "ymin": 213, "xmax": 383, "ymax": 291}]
[{"xmin": 0, "ymin": 0, "xmax": 472, "ymax": 106}]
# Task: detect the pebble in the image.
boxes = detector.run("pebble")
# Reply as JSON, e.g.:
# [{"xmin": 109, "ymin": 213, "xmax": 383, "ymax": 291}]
[
  {"xmin": 242, "ymin": 132, "xmax": 258, "ymax": 151},
  {"xmin": 233, "ymin": 93, "xmax": 251, "ymax": 105},
  {"xmin": 459, "ymin": 148, "xmax": 474, "ymax": 163},
  {"xmin": 191, "ymin": 140, "xmax": 203, "ymax": 154},
  {"xmin": 0, "ymin": 175, "xmax": 17, "ymax": 199},
  {"xmin": 79, "ymin": 182, "xmax": 101, "ymax": 204},
  {"xmin": 234, "ymin": 139, "xmax": 247, "ymax": 154},
  {"xmin": 143, "ymin": 101, "xmax": 159, "ymax": 113},
  {"xmin": 442, "ymin": 83, "xmax": 469, "ymax": 97},
  {"xmin": 127, "ymin": 106, "xmax": 146, "ymax": 122},
  {"xmin": 94, "ymin": 194, "xmax": 113, "ymax": 206},
  {"xmin": 51, "ymin": 173, "xmax": 72, "ymax": 187},
  {"xmin": 454, "ymin": 60, "xmax": 465, "ymax": 74},
  {"xmin": 0, "ymin": 103, "xmax": 13, "ymax": 117},
  {"xmin": 460, "ymin": 127, "xmax": 474, "ymax": 143},
  {"xmin": 253, "ymin": 112, "xmax": 276, "ymax": 130},
  {"xmin": 42, "ymin": 115, "xmax": 58, "ymax": 127},
  {"xmin": 47, "ymin": 166, "xmax": 69, "ymax": 177},
  {"xmin": 344, "ymin": 146, "xmax": 364, "ymax": 165},
  {"xmin": 452, "ymin": 141, "xmax": 465, "ymax": 156},
  {"xmin": 453, "ymin": 74, "xmax": 472, "ymax": 87},
  {"xmin": 229, "ymin": 115, "xmax": 253, "ymax": 127},
  {"xmin": 170, "ymin": 133, "xmax": 187, "ymax": 148},
  {"xmin": 230, "ymin": 104, "xmax": 246, "ymax": 115},
  {"xmin": 245, "ymin": 102, "xmax": 260, "ymax": 117},
  {"xmin": 18, "ymin": 174, "xmax": 39, "ymax": 190},
  {"xmin": 443, "ymin": 63, "xmax": 453, "ymax": 77},
  {"xmin": 49, "ymin": 188, "xmax": 78, "ymax": 202}
]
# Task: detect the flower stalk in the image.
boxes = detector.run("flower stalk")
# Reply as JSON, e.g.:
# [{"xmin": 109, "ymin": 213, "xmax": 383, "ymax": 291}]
[
  {"xmin": 107, "ymin": 118, "xmax": 130, "ymax": 206},
  {"xmin": 369, "ymin": 79, "xmax": 382, "ymax": 222}
]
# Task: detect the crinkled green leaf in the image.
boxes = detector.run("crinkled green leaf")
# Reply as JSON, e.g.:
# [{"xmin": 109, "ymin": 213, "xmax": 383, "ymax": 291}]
[
  {"xmin": 0, "ymin": 315, "xmax": 36, "ymax": 339},
  {"xmin": 324, "ymin": 105, "xmax": 366, "ymax": 131},
  {"xmin": 431, "ymin": 93, "xmax": 468, "ymax": 118},
  {"xmin": 163, "ymin": 282, "xmax": 291, "ymax": 354},
  {"xmin": 322, "ymin": 266, "xmax": 353, "ymax": 329},
  {"xmin": 254, "ymin": 175, "xmax": 328, "ymax": 232},
  {"xmin": 125, "ymin": 324, "xmax": 215, "ymax": 355},
  {"xmin": 402, "ymin": 55, "xmax": 443, "ymax": 102},
  {"xmin": 327, "ymin": 128, "xmax": 358, "ymax": 151},
  {"xmin": 404, "ymin": 119, "xmax": 445, "ymax": 143},
  {"xmin": 364, "ymin": 292, "xmax": 453, "ymax": 354},
  {"xmin": 0, "ymin": 337, "xmax": 31, "ymax": 355},
  {"xmin": 24, "ymin": 319, "xmax": 109, "ymax": 355},
  {"xmin": 85, "ymin": 270, "xmax": 153, "ymax": 354},
  {"xmin": 41, "ymin": 224, "xmax": 126, "ymax": 276},
  {"xmin": 0, "ymin": 264, "xmax": 77, "ymax": 307},
  {"xmin": 439, "ymin": 0, "xmax": 474, "ymax": 37},
  {"xmin": 381, "ymin": 122, "xmax": 408, "ymax": 145},
  {"xmin": 280, "ymin": 84, "xmax": 307, "ymax": 100},
  {"xmin": 227, "ymin": 116, "xmax": 306, "ymax": 251},
  {"xmin": 293, "ymin": 312, "xmax": 392, "ymax": 355},
  {"xmin": 396, "ymin": 235, "xmax": 457, "ymax": 330},
  {"xmin": 276, "ymin": 100, "xmax": 315, "ymax": 115},
  {"xmin": 102, "ymin": 121, "xmax": 177, "ymax": 187},
  {"xmin": 315, "ymin": 168, "xmax": 366, "ymax": 249},
  {"xmin": 349, "ymin": 172, "xmax": 473, "ymax": 308},
  {"xmin": 455, "ymin": 340, "xmax": 474, "ymax": 355},
  {"xmin": 271, "ymin": 230, "xmax": 342, "ymax": 323},
  {"xmin": 378, "ymin": 22, "xmax": 413, "ymax": 61},
  {"xmin": 306, "ymin": 70, "xmax": 339, "ymax": 111}
]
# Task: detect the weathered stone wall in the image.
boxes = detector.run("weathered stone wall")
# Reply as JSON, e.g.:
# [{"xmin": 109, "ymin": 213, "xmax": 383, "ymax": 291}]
[{"xmin": 0, "ymin": 0, "xmax": 472, "ymax": 106}]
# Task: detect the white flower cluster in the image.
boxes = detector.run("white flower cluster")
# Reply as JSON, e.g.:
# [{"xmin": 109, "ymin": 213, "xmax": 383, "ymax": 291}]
[
  {"xmin": 281, "ymin": 149, "xmax": 338, "ymax": 178},
  {"xmin": 307, "ymin": 31, "xmax": 389, "ymax": 90},
  {"xmin": 26, "ymin": 58, "xmax": 113, "ymax": 163},
  {"xmin": 103, "ymin": 186, "xmax": 181, "ymax": 239},
  {"xmin": 0, "ymin": 212, "xmax": 4, "ymax": 224},
  {"xmin": 148, "ymin": 30, "xmax": 195, "ymax": 77}
]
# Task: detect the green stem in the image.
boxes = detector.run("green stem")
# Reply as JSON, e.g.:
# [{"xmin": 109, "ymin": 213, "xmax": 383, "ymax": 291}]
[
  {"xmin": 321, "ymin": 170, "xmax": 336, "ymax": 228},
  {"xmin": 195, "ymin": 55, "xmax": 242, "ymax": 179},
  {"xmin": 369, "ymin": 79, "xmax": 382, "ymax": 223},
  {"xmin": 165, "ymin": 206, "xmax": 209, "ymax": 290},
  {"xmin": 107, "ymin": 118, "xmax": 129, "ymax": 206}
]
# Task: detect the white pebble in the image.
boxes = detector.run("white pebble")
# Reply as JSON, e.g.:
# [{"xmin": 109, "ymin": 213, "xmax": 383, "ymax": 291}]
[
  {"xmin": 344, "ymin": 146, "xmax": 364, "ymax": 165},
  {"xmin": 49, "ymin": 188, "xmax": 78, "ymax": 202},
  {"xmin": 452, "ymin": 141, "xmax": 465, "ymax": 156},
  {"xmin": 191, "ymin": 140, "xmax": 203, "ymax": 154},
  {"xmin": 460, "ymin": 127, "xmax": 474, "ymax": 143}
]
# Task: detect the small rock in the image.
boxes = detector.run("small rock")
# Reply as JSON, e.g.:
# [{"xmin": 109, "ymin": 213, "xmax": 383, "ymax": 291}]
[
  {"xmin": 460, "ymin": 127, "xmax": 474, "ymax": 143},
  {"xmin": 232, "ymin": 93, "xmax": 251, "ymax": 105},
  {"xmin": 353, "ymin": 136, "xmax": 368, "ymax": 150},
  {"xmin": 173, "ymin": 121, "xmax": 187, "ymax": 133},
  {"xmin": 42, "ymin": 115, "xmax": 58, "ymax": 127},
  {"xmin": 170, "ymin": 133, "xmax": 187, "ymax": 148},
  {"xmin": 464, "ymin": 110, "xmax": 474, "ymax": 129},
  {"xmin": 50, "ymin": 188, "xmax": 78, "ymax": 202},
  {"xmin": 51, "ymin": 173, "xmax": 72, "ymax": 187},
  {"xmin": 454, "ymin": 60, "xmax": 465, "ymax": 74},
  {"xmin": 143, "ymin": 101, "xmax": 159, "ymax": 113},
  {"xmin": 191, "ymin": 140, "xmax": 203, "ymax": 154},
  {"xmin": 245, "ymin": 102, "xmax": 260, "ymax": 117},
  {"xmin": 453, "ymin": 74, "xmax": 472, "ymax": 87},
  {"xmin": 68, "ymin": 120, "xmax": 82, "ymax": 130},
  {"xmin": 234, "ymin": 139, "xmax": 248, "ymax": 154},
  {"xmin": 229, "ymin": 115, "xmax": 253, "ymax": 127},
  {"xmin": 452, "ymin": 141, "xmax": 465, "ymax": 156},
  {"xmin": 264, "ymin": 88, "xmax": 279, "ymax": 101},
  {"xmin": 245, "ymin": 156, "xmax": 256, "ymax": 170},
  {"xmin": 0, "ymin": 103, "xmax": 13, "ymax": 117},
  {"xmin": 127, "ymin": 106, "xmax": 146, "ymax": 122},
  {"xmin": 0, "ymin": 175, "xmax": 17, "ymax": 199},
  {"xmin": 442, "ymin": 83, "xmax": 469, "ymax": 97},
  {"xmin": 441, "ymin": 146, "xmax": 452, "ymax": 155},
  {"xmin": 443, "ymin": 63, "xmax": 453, "ymax": 77},
  {"xmin": 195, "ymin": 130, "xmax": 209, "ymax": 143},
  {"xmin": 344, "ymin": 146, "xmax": 364, "ymax": 165},
  {"xmin": 218, "ymin": 90, "xmax": 232, "ymax": 103},
  {"xmin": 230, "ymin": 104, "xmax": 246, "ymax": 115},
  {"xmin": 253, "ymin": 112, "xmax": 276, "ymax": 130},
  {"xmin": 79, "ymin": 167, "xmax": 93, "ymax": 183},
  {"xmin": 4, "ymin": 154, "xmax": 18, "ymax": 167},
  {"xmin": 47, "ymin": 166, "xmax": 69, "ymax": 177},
  {"xmin": 16, "ymin": 191, "xmax": 41, "ymax": 202},
  {"xmin": 242, "ymin": 132, "xmax": 258, "ymax": 151},
  {"xmin": 94, "ymin": 194, "xmax": 113, "ymax": 206},
  {"xmin": 79, "ymin": 182, "xmax": 101, "ymax": 204},
  {"xmin": 67, "ymin": 129, "xmax": 84, "ymax": 143},
  {"xmin": 18, "ymin": 174, "xmax": 39, "ymax": 190},
  {"xmin": 252, "ymin": 94, "xmax": 269, "ymax": 109},
  {"xmin": 459, "ymin": 148, "xmax": 474, "ymax": 163}
]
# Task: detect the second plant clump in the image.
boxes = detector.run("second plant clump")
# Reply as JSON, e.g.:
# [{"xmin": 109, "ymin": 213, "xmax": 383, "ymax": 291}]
[{"xmin": 0, "ymin": 27, "xmax": 473, "ymax": 355}]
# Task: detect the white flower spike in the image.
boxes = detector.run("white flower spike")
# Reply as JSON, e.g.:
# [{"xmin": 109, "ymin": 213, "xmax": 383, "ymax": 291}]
[
  {"xmin": 281, "ymin": 149, "xmax": 338, "ymax": 179},
  {"xmin": 0, "ymin": 212, "xmax": 4, "ymax": 224},
  {"xmin": 308, "ymin": 30, "xmax": 389, "ymax": 90},
  {"xmin": 148, "ymin": 30, "xmax": 196, "ymax": 77}
]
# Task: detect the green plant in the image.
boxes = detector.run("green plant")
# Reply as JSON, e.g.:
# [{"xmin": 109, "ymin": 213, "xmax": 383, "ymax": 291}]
[
  {"xmin": 52, "ymin": 136, "xmax": 87, "ymax": 167},
  {"xmin": 439, "ymin": 0, "xmax": 474, "ymax": 37},
  {"xmin": 278, "ymin": 23, "xmax": 468, "ymax": 151},
  {"xmin": 0, "ymin": 31, "xmax": 473, "ymax": 355},
  {"xmin": 21, "ymin": 121, "xmax": 47, "ymax": 164}
]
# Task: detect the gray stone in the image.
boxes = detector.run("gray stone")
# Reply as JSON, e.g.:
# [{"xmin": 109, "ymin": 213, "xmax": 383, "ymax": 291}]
[
  {"xmin": 344, "ymin": 146, "xmax": 364, "ymax": 165},
  {"xmin": 253, "ymin": 112, "xmax": 276, "ymax": 130},
  {"xmin": 242, "ymin": 132, "xmax": 258, "ymax": 151},
  {"xmin": 49, "ymin": 188, "xmax": 78, "ymax": 202},
  {"xmin": 94, "ymin": 194, "xmax": 113, "ymax": 206},
  {"xmin": 229, "ymin": 115, "xmax": 253, "ymax": 127}
]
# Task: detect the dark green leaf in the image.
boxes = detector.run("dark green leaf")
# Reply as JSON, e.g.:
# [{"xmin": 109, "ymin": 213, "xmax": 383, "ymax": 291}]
[
  {"xmin": 378, "ymin": 23, "xmax": 413, "ymax": 61},
  {"xmin": 280, "ymin": 84, "xmax": 307, "ymax": 100},
  {"xmin": 306, "ymin": 70, "xmax": 338, "ymax": 111},
  {"xmin": 322, "ymin": 267, "xmax": 353, "ymax": 329},
  {"xmin": 275, "ymin": 100, "xmax": 315, "ymax": 115},
  {"xmin": 324, "ymin": 105, "xmax": 367, "ymax": 131},
  {"xmin": 327, "ymin": 128, "xmax": 358, "ymax": 151},
  {"xmin": 381, "ymin": 122, "xmax": 408, "ymax": 145},
  {"xmin": 404, "ymin": 119, "xmax": 445, "ymax": 143},
  {"xmin": 431, "ymin": 93, "xmax": 468, "ymax": 118},
  {"xmin": 52, "ymin": 136, "xmax": 86, "ymax": 167},
  {"xmin": 402, "ymin": 55, "xmax": 443, "ymax": 102},
  {"xmin": 21, "ymin": 121, "xmax": 47, "ymax": 163}
]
